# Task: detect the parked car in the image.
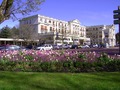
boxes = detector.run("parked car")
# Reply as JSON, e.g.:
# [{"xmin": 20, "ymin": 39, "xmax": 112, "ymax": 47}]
[
  {"xmin": 0, "ymin": 45, "xmax": 21, "ymax": 51},
  {"xmin": 26, "ymin": 44, "xmax": 33, "ymax": 49},
  {"xmin": 57, "ymin": 44, "xmax": 72, "ymax": 49},
  {"xmin": 92, "ymin": 44, "xmax": 98, "ymax": 48},
  {"xmin": 62, "ymin": 44, "xmax": 72, "ymax": 49},
  {"xmin": 36, "ymin": 44, "xmax": 53, "ymax": 50},
  {"xmin": 52, "ymin": 45, "xmax": 60, "ymax": 50},
  {"xmin": 66, "ymin": 44, "xmax": 72, "ymax": 49},
  {"xmin": 0, "ymin": 46, "xmax": 5, "ymax": 50},
  {"xmin": 80, "ymin": 45, "xmax": 90, "ymax": 49},
  {"xmin": 114, "ymin": 44, "xmax": 119, "ymax": 47},
  {"xmin": 71, "ymin": 45, "xmax": 78, "ymax": 49}
]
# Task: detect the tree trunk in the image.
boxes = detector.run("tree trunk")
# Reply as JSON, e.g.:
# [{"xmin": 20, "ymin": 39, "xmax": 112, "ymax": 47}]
[{"xmin": 0, "ymin": 0, "xmax": 14, "ymax": 24}]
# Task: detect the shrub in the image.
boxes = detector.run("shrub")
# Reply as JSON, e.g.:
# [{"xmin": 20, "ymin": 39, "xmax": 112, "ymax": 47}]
[{"xmin": 0, "ymin": 50, "xmax": 120, "ymax": 72}]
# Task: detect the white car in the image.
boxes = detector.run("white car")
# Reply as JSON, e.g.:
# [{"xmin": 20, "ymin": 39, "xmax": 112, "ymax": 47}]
[
  {"xmin": 80, "ymin": 45, "xmax": 90, "ymax": 49},
  {"xmin": 36, "ymin": 44, "xmax": 53, "ymax": 50},
  {"xmin": 92, "ymin": 44, "xmax": 98, "ymax": 48}
]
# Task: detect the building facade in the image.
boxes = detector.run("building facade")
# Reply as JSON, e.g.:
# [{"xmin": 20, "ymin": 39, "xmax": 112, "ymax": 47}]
[
  {"xmin": 20, "ymin": 14, "xmax": 90, "ymax": 45},
  {"xmin": 86, "ymin": 25, "xmax": 116, "ymax": 46}
]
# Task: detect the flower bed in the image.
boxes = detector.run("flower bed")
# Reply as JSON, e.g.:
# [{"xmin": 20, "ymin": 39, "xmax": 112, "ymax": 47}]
[{"xmin": 0, "ymin": 50, "xmax": 120, "ymax": 72}]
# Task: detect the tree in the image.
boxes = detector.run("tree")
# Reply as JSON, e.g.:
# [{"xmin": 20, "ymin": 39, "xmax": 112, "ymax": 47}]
[
  {"xmin": 0, "ymin": 25, "xmax": 11, "ymax": 38},
  {"xmin": 19, "ymin": 24, "xmax": 38, "ymax": 45},
  {"xmin": 9, "ymin": 26, "xmax": 20, "ymax": 44},
  {"xmin": 11, "ymin": 26, "xmax": 19, "ymax": 39},
  {"xmin": 0, "ymin": 0, "xmax": 45, "ymax": 24}
]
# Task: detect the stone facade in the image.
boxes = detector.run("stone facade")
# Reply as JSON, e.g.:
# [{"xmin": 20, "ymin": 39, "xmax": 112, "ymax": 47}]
[
  {"xmin": 20, "ymin": 14, "xmax": 90, "ymax": 45},
  {"xmin": 20, "ymin": 14, "xmax": 116, "ymax": 46},
  {"xmin": 86, "ymin": 25, "xmax": 116, "ymax": 46}
]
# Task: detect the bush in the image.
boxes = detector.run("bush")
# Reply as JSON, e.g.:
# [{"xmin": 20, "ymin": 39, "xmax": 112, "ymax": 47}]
[{"xmin": 0, "ymin": 50, "xmax": 120, "ymax": 72}]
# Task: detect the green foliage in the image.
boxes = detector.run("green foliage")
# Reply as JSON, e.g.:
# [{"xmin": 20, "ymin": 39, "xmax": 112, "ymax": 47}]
[
  {"xmin": 40, "ymin": 62, "xmax": 51, "ymax": 71},
  {"xmin": 97, "ymin": 53, "xmax": 112, "ymax": 64},
  {"xmin": 104, "ymin": 59, "xmax": 120, "ymax": 71},
  {"xmin": 0, "ymin": 53, "xmax": 120, "ymax": 72},
  {"xmin": 63, "ymin": 60, "xmax": 75, "ymax": 72},
  {"xmin": 0, "ymin": 26, "xmax": 11, "ymax": 38},
  {"xmin": 51, "ymin": 61, "xmax": 63, "ymax": 72},
  {"xmin": 78, "ymin": 54, "xmax": 86, "ymax": 61},
  {"xmin": 25, "ymin": 55, "xmax": 34, "ymax": 61}
]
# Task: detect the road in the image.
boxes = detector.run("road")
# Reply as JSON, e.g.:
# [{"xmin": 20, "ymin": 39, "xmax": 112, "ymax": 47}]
[{"xmin": 70, "ymin": 47, "xmax": 119, "ymax": 56}]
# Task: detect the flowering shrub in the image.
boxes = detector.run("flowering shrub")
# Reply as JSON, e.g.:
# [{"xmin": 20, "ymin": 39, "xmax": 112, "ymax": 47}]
[{"xmin": 0, "ymin": 50, "xmax": 120, "ymax": 72}]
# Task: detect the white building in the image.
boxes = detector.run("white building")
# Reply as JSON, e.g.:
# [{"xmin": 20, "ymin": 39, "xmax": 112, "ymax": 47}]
[
  {"xmin": 86, "ymin": 25, "xmax": 116, "ymax": 47},
  {"xmin": 20, "ymin": 14, "xmax": 90, "ymax": 45}
]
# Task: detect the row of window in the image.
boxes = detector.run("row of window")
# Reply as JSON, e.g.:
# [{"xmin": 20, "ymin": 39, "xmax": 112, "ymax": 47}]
[
  {"xmin": 22, "ymin": 20, "xmax": 32, "ymax": 24},
  {"xmin": 40, "ymin": 25, "xmax": 85, "ymax": 34},
  {"xmin": 39, "ymin": 17, "xmax": 86, "ymax": 32},
  {"xmin": 87, "ymin": 27, "xmax": 103, "ymax": 30},
  {"xmin": 39, "ymin": 17, "xmax": 68, "ymax": 27}
]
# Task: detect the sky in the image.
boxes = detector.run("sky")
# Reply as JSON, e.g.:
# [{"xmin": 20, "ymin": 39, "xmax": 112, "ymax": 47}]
[{"xmin": 0, "ymin": 0, "xmax": 120, "ymax": 33}]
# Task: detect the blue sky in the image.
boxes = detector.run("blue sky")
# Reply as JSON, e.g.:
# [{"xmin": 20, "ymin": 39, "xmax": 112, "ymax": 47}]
[{"xmin": 0, "ymin": 0, "xmax": 120, "ymax": 33}]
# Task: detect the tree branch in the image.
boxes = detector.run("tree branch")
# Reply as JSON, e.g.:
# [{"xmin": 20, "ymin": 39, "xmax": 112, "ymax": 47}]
[
  {"xmin": 0, "ymin": 0, "xmax": 45, "ymax": 24},
  {"xmin": 0, "ymin": 0, "xmax": 7, "ymax": 9},
  {"xmin": 0, "ymin": 0, "xmax": 14, "ymax": 24}
]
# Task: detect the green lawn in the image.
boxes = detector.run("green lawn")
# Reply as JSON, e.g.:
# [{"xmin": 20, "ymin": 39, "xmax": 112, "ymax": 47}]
[{"xmin": 0, "ymin": 72, "xmax": 120, "ymax": 90}]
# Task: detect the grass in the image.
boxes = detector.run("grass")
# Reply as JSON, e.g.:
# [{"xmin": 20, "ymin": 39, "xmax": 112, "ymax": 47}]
[{"xmin": 0, "ymin": 72, "xmax": 119, "ymax": 90}]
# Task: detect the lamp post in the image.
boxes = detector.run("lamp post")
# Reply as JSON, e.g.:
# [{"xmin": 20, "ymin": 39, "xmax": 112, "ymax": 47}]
[
  {"xmin": 60, "ymin": 22, "xmax": 64, "ymax": 45},
  {"xmin": 113, "ymin": 6, "xmax": 120, "ymax": 55},
  {"xmin": 56, "ymin": 32, "xmax": 58, "ymax": 45},
  {"xmin": 62, "ymin": 26, "xmax": 64, "ymax": 45}
]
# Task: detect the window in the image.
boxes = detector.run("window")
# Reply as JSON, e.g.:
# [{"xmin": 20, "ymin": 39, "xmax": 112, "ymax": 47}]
[
  {"xmin": 50, "ymin": 27, "xmax": 52, "ymax": 31},
  {"xmin": 45, "ymin": 26, "xmax": 47, "ymax": 30},
  {"xmin": 41, "ymin": 25, "xmax": 47, "ymax": 31},
  {"xmin": 59, "ymin": 29, "xmax": 60, "ymax": 33},
  {"xmin": 53, "ymin": 21, "xmax": 55, "ymax": 25},
  {"xmin": 56, "ymin": 22, "xmax": 58, "ymax": 26},
  {"xmin": 53, "ymin": 28, "xmax": 55, "ymax": 31},
  {"xmin": 45, "ymin": 19, "xmax": 47, "ymax": 23},
  {"xmin": 40, "ymin": 18, "xmax": 42, "ymax": 21},
  {"xmin": 49, "ymin": 20, "xmax": 51, "ymax": 23},
  {"xmin": 99, "ymin": 35, "xmax": 102, "ymax": 38},
  {"xmin": 41, "ymin": 25, "xmax": 44, "ymax": 30},
  {"xmin": 105, "ymin": 35, "xmax": 109, "ymax": 37}
]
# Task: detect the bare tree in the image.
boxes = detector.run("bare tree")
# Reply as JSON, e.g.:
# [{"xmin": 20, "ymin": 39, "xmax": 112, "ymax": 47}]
[
  {"xmin": 10, "ymin": 26, "xmax": 20, "ymax": 44},
  {"xmin": 19, "ymin": 24, "xmax": 38, "ymax": 46},
  {"xmin": 0, "ymin": 0, "xmax": 45, "ymax": 24},
  {"xmin": 11, "ymin": 26, "xmax": 19, "ymax": 38}
]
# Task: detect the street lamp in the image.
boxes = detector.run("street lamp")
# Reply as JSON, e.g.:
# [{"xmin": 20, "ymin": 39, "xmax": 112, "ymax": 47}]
[
  {"xmin": 113, "ymin": 6, "xmax": 120, "ymax": 55},
  {"xmin": 56, "ymin": 32, "xmax": 58, "ymax": 45},
  {"xmin": 59, "ymin": 22, "xmax": 64, "ymax": 45}
]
